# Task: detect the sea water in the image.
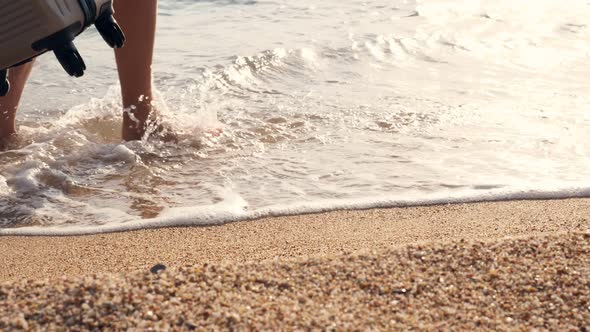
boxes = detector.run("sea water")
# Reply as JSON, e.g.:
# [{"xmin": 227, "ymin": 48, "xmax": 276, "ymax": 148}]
[{"xmin": 0, "ymin": 0, "xmax": 589, "ymax": 235}]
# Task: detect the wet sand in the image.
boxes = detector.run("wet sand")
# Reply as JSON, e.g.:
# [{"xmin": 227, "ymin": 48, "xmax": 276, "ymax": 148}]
[
  {"xmin": 1, "ymin": 199, "xmax": 589, "ymax": 329},
  {"xmin": 1, "ymin": 198, "xmax": 589, "ymax": 282}
]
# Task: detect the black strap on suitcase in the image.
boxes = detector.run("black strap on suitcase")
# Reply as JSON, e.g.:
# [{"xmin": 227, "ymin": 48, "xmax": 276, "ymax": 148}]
[{"xmin": 0, "ymin": 70, "xmax": 8, "ymax": 97}]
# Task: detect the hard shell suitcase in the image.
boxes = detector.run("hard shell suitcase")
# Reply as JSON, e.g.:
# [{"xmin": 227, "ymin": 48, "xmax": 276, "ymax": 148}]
[{"xmin": 0, "ymin": 0, "xmax": 126, "ymax": 96}]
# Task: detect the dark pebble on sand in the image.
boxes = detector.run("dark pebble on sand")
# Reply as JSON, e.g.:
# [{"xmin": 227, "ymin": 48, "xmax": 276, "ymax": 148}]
[{"xmin": 150, "ymin": 264, "xmax": 167, "ymax": 274}]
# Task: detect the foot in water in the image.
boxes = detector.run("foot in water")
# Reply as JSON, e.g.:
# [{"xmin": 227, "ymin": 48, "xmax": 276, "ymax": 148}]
[
  {"xmin": 123, "ymin": 97, "xmax": 224, "ymax": 143},
  {"xmin": 0, "ymin": 133, "xmax": 17, "ymax": 151},
  {"xmin": 0, "ymin": 133, "xmax": 33, "ymax": 152},
  {"xmin": 122, "ymin": 101, "xmax": 177, "ymax": 142}
]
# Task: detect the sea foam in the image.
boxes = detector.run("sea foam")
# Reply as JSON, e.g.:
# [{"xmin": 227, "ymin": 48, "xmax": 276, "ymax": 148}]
[{"xmin": 1, "ymin": 185, "xmax": 588, "ymax": 236}]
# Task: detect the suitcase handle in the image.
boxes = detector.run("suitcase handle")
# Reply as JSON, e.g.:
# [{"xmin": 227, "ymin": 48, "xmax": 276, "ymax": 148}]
[{"xmin": 95, "ymin": 14, "xmax": 126, "ymax": 49}]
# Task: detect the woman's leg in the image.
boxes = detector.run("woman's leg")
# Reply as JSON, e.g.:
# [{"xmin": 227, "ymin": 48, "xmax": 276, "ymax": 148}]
[
  {"xmin": 0, "ymin": 62, "xmax": 34, "ymax": 140},
  {"xmin": 113, "ymin": 0, "xmax": 158, "ymax": 141}
]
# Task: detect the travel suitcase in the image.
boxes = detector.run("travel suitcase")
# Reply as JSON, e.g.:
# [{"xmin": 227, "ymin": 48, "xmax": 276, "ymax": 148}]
[{"xmin": 0, "ymin": 0, "xmax": 126, "ymax": 96}]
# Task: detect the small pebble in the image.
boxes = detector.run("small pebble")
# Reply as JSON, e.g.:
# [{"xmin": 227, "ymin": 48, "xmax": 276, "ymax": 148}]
[{"xmin": 150, "ymin": 264, "xmax": 167, "ymax": 274}]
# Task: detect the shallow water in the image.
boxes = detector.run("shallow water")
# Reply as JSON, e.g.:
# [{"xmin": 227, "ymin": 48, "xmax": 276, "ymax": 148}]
[{"xmin": 1, "ymin": 0, "xmax": 589, "ymax": 234}]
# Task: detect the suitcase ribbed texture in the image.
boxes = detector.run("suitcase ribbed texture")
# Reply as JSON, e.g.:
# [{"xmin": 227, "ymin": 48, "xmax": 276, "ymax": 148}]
[
  {"xmin": 53, "ymin": 0, "xmax": 74, "ymax": 16},
  {"xmin": 0, "ymin": 0, "xmax": 42, "ymax": 47}
]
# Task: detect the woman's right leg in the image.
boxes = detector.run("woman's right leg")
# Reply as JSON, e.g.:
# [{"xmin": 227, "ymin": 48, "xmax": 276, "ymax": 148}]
[
  {"xmin": 0, "ymin": 62, "xmax": 34, "ymax": 140},
  {"xmin": 113, "ymin": 0, "xmax": 158, "ymax": 141}
]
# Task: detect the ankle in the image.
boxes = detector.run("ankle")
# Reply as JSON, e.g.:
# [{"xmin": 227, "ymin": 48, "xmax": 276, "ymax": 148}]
[
  {"xmin": 0, "ymin": 120, "xmax": 16, "ymax": 140},
  {"xmin": 121, "ymin": 99, "xmax": 156, "ymax": 141},
  {"xmin": 0, "ymin": 132, "xmax": 17, "ymax": 150}
]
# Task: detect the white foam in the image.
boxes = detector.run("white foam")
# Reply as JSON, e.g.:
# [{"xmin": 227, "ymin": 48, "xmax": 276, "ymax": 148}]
[
  {"xmin": 0, "ymin": 175, "xmax": 10, "ymax": 195},
  {"xmin": 103, "ymin": 144, "xmax": 138, "ymax": 163},
  {"xmin": 6, "ymin": 161, "xmax": 46, "ymax": 194},
  {"xmin": 1, "ymin": 185, "xmax": 589, "ymax": 236}
]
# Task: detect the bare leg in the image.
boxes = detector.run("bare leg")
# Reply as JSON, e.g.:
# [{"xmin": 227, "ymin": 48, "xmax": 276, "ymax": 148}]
[
  {"xmin": 114, "ymin": 0, "xmax": 158, "ymax": 141},
  {"xmin": 0, "ymin": 62, "xmax": 34, "ymax": 141}
]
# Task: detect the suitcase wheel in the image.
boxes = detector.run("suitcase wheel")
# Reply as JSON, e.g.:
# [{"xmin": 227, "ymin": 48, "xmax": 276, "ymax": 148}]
[
  {"xmin": 95, "ymin": 15, "xmax": 126, "ymax": 49},
  {"xmin": 54, "ymin": 42, "xmax": 87, "ymax": 78}
]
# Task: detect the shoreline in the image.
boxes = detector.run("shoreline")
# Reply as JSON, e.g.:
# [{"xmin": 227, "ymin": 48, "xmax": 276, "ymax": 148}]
[
  {"xmin": 1, "ymin": 198, "xmax": 589, "ymax": 282},
  {"xmin": 3, "ymin": 187, "xmax": 590, "ymax": 236}
]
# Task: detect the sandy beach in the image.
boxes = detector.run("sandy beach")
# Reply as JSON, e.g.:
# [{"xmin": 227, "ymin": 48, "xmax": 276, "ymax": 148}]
[
  {"xmin": 1, "ymin": 198, "xmax": 589, "ymax": 329},
  {"xmin": 1, "ymin": 0, "xmax": 589, "ymax": 329}
]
